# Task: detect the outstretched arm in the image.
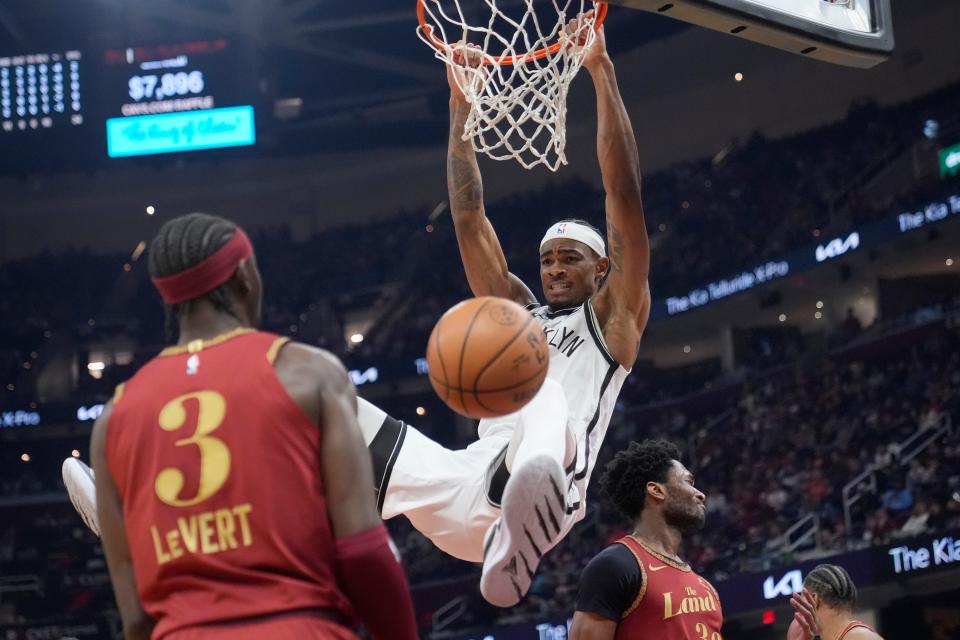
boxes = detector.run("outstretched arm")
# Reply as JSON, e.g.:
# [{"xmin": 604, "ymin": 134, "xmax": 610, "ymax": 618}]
[
  {"xmin": 306, "ymin": 348, "xmax": 419, "ymax": 640},
  {"xmin": 91, "ymin": 402, "xmax": 155, "ymax": 640},
  {"xmin": 447, "ymin": 49, "xmax": 536, "ymax": 305},
  {"xmin": 315, "ymin": 352, "xmax": 382, "ymax": 538},
  {"xmin": 581, "ymin": 23, "xmax": 651, "ymax": 367},
  {"xmin": 274, "ymin": 342, "xmax": 418, "ymax": 640},
  {"xmin": 570, "ymin": 544, "xmax": 638, "ymax": 640},
  {"xmin": 570, "ymin": 611, "xmax": 617, "ymax": 640}
]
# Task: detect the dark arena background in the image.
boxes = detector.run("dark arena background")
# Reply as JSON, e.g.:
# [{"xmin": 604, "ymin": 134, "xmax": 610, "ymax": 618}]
[{"xmin": 2, "ymin": 0, "xmax": 960, "ymax": 638}]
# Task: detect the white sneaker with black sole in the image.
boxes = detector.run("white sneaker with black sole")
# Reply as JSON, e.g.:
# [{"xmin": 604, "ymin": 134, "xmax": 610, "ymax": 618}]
[
  {"xmin": 480, "ymin": 453, "xmax": 568, "ymax": 608},
  {"xmin": 62, "ymin": 457, "xmax": 100, "ymax": 537}
]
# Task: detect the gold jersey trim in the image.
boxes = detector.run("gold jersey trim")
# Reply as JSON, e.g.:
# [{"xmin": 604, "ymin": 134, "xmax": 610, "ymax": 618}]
[
  {"xmin": 158, "ymin": 327, "xmax": 255, "ymax": 357},
  {"xmin": 626, "ymin": 535, "xmax": 692, "ymax": 572},
  {"xmin": 112, "ymin": 383, "xmax": 126, "ymax": 405},
  {"xmin": 839, "ymin": 621, "xmax": 875, "ymax": 640},
  {"xmin": 617, "ymin": 539, "xmax": 648, "ymax": 619},
  {"xmin": 265, "ymin": 337, "xmax": 290, "ymax": 366}
]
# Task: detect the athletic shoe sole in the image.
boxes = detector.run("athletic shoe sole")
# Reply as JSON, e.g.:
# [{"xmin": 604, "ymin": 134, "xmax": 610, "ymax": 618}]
[
  {"xmin": 62, "ymin": 457, "xmax": 100, "ymax": 537},
  {"xmin": 480, "ymin": 454, "xmax": 567, "ymax": 608}
]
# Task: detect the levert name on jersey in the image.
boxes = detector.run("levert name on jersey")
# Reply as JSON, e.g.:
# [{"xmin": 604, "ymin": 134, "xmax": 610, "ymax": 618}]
[{"xmin": 150, "ymin": 503, "xmax": 254, "ymax": 565}]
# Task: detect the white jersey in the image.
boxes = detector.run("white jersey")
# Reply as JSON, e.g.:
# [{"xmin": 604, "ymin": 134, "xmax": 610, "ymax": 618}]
[
  {"xmin": 361, "ymin": 297, "xmax": 631, "ymax": 561},
  {"xmin": 479, "ymin": 298, "xmax": 630, "ymax": 517}
]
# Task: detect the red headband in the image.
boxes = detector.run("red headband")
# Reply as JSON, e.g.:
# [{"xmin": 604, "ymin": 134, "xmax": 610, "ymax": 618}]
[{"xmin": 151, "ymin": 229, "xmax": 254, "ymax": 305}]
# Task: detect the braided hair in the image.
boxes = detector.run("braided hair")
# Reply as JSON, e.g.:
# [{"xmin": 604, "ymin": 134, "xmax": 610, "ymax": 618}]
[
  {"xmin": 600, "ymin": 439, "xmax": 681, "ymax": 520},
  {"xmin": 147, "ymin": 213, "xmax": 241, "ymax": 338},
  {"xmin": 804, "ymin": 564, "xmax": 857, "ymax": 611}
]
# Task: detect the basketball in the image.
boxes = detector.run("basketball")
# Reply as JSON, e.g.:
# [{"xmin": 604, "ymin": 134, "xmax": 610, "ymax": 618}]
[{"xmin": 426, "ymin": 296, "xmax": 549, "ymax": 419}]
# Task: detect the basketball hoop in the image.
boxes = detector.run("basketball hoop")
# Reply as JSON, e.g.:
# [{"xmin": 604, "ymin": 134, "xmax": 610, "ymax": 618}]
[{"xmin": 417, "ymin": 0, "xmax": 608, "ymax": 171}]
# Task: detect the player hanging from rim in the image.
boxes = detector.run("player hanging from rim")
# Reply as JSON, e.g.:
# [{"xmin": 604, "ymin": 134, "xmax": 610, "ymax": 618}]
[
  {"xmin": 357, "ymin": 14, "xmax": 651, "ymax": 607},
  {"xmin": 64, "ymin": 213, "xmax": 418, "ymax": 640},
  {"xmin": 570, "ymin": 439, "xmax": 721, "ymax": 640},
  {"xmin": 788, "ymin": 565, "xmax": 884, "ymax": 640}
]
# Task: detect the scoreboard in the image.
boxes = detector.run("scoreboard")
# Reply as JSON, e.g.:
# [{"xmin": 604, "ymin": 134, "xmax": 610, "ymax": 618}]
[
  {"xmin": 0, "ymin": 51, "xmax": 83, "ymax": 133},
  {"xmin": 0, "ymin": 39, "xmax": 256, "ymax": 164}
]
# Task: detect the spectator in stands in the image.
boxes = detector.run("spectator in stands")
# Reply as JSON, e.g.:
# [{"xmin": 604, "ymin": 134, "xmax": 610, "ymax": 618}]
[
  {"xmin": 2, "ymin": 80, "xmax": 960, "ymax": 637},
  {"xmin": 881, "ymin": 480, "xmax": 913, "ymax": 513},
  {"xmin": 896, "ymin": 501, "xmax": 931, "ymax": 538},
  {"xmin": 843, "ymin": 308, "xmax": 863, "ymax": 337},
  {"xmin": 863, "ymin": 507, "xmax": 897, "ymax": 544}
]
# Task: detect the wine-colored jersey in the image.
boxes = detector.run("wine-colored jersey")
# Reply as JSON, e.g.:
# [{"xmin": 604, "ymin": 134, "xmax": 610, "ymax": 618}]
[
  {"xmin": 839, "ymin": 621, "xmax": 877, "ymax": 639},
  {"xmin": 106, "ymin": 329, "xmax": 354, "ymax": 639},
  {"xmin": 615, "ymin": 535, "xmax": 724, "ymax": 640}
]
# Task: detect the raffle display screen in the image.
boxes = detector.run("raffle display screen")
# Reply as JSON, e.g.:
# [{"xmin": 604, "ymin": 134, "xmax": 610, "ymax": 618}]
[{"xmin": 101, "ymin": 40, "xmax": 256, "ymax": 158}]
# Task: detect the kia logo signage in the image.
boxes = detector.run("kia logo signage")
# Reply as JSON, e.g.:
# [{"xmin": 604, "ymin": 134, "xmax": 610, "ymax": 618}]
[
  {"xmin": 762, "ymin": 569, "xmax": 802, "ymax": 600},
  {"xmin": 889, "ymin": 535, "xmax": 960, "ymax": 574},
  {"xmin": 77, "ymin": 404, "xmax": 105, "ymax": 422},
  {"xmin": 460, "ymin": 618, "xmax": 573, "ymax": 640},
  {"xmin": 1, "ymin": 410, "xmax": 41, "ymax": 428},
  {"xmin": 945, "ymin": 150, "xmax": 960, "ymax": 171},
  {"xmin": 815, "ymin": 232, "xmax": 860, "ymax": 263},
  {"xmin": 349, "ymin": 367, "xmax": 379, "ymax": 386},
  {"xmin": 414, "ymin": 357, "xmax": 430, "ymax": 375}
]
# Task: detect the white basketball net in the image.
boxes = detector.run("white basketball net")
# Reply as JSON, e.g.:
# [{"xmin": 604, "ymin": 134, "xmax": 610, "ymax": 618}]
[{"xmin": 417, "ymin": 1, "xmax": 605, "ymax": 171}]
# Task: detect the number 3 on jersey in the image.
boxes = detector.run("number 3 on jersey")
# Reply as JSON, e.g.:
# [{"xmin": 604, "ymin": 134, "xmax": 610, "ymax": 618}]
[
  {"xmin": 695, "ymin": 623, "xmax": 722, "ymax": 640},
  {"xmin": 154, "ymin": 391, "xmax": 231, "ymax": 507}
]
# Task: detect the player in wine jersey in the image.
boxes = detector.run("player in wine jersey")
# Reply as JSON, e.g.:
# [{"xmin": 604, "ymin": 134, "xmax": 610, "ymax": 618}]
[
  {"xmin": 788, "ymin": 565, "xmax": 884, "ymax": 640},
  {"xmin": 357, "ymin": 18, "xmax": 650, "ymax": 607},
  {"xmin": 76, "ymin": 214, "xmax": 417, "ymax": 640},
  {"xmin": 570, "ymin": 439, "xmax": 721, "ymax": 640}
]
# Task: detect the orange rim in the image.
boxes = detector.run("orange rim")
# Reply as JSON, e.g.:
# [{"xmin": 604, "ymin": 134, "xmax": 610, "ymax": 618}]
[{"xmin": 417, "ymin": 1, "xmax": 608, "ymax": 66}]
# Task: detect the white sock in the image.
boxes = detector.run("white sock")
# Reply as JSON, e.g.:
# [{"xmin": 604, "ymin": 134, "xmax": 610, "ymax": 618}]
[{"xmin": 506, "ymin": 379, "xmax": 574, "ymax": 473}]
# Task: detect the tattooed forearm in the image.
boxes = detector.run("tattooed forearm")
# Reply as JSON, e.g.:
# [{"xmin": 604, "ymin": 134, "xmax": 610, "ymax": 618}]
[
  {"xmin": 448, "ymin": 103, "xmax": 484, "ymax": 216},
  {"xmin": 594, "ymin": 58, "xmax": 648, "ymax": 287},
  {"xmin": 448, "ymin": 152, "xmax": 484, "ymax": 212},
  {"xmin": 606, "ymin": 218, "xmax": 626, "ymax": 274}
]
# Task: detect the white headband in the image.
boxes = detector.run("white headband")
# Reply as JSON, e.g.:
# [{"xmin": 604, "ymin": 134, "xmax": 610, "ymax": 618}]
[{"xmin": 539, "ymin": 221, "xmax": 606, "ymax": 258}]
